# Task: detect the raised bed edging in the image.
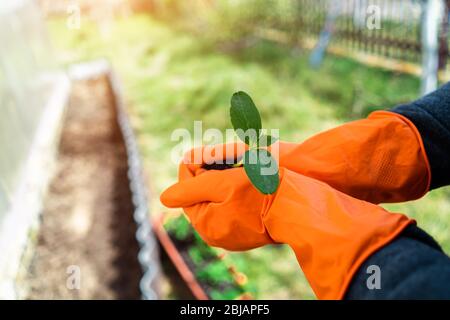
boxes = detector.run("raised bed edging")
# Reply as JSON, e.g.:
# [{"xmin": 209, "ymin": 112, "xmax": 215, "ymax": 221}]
[
  {"xmin": 153, "ymin": 214, "xmax": 253, "ymax": 300},
  {"xmin": 68, "ymin": 59, "xmax": 161, "ymax": 300},
  {"xmin": 153, "ymin": 214, "xmax": 209, "ymax": 300}
]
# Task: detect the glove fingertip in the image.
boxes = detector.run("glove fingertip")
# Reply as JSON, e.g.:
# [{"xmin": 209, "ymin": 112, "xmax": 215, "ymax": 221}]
[{"xmin": 160, "ymin": 185, "xmax": 183, "ymax": 208}]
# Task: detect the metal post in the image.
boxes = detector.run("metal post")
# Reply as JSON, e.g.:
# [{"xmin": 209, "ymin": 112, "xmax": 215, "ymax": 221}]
[
  {"xmin": 309, "ymin": 0, "xmax": 341, "ymax": 68},
  {"xmin": 438, "ymin": 0, "xmax": 450, "ymax": 70},
  {"xmin": 421, "ymin": 0, "xmax": 444, "ymax": 95}
]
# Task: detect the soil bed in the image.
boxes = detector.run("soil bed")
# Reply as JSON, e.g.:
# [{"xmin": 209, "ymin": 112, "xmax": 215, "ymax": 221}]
[{"xmin": 24, "ymin": 77, "xmax": 142, "ymax": 299}]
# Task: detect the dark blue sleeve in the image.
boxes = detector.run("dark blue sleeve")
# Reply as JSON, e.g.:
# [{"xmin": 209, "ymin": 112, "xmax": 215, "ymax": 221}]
[
  {"xmin": 391, "ymin": 82, "xmax": 450, "ymax": 189},
  {"xmin": 345, "ymin": 84, "xmax": 450, "ymax": 299},
  {"xmin": 345, "ymin": 225, "xmax": 450, "ymax": 299}
]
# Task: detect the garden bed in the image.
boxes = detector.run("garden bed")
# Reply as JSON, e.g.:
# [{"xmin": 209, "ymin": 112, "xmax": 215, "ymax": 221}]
[
  {"xmin": 154, "ymin": 214, "xmax": 251, "ymax": 300},
  {"xmin": 23, "ymin": 76, "xmax": 143, "ymax": 299}
]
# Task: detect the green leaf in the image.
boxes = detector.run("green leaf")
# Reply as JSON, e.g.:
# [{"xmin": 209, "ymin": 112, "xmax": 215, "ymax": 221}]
[
  {"xmin": 230, "ymin": 91, "xmax": 262, "ymax": 145},
  {"xmin": 243, "ymin": 149, "xmax": 279, "ymax": 195},
  {"xmin": 258, "ymin": 134, "xmax": 278, "ymax": 147}
]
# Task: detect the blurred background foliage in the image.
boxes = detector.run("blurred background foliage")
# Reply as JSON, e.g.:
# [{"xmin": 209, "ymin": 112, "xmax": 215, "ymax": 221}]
[{"xmin": 46, "ymin": 0, "xmax": 450, "ymax": 299}]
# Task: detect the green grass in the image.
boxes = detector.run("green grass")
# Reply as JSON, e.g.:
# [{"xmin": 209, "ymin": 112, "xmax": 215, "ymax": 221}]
[{"xmin": 47, "ymin": 14, "xmax": 450, "ymax": 299}]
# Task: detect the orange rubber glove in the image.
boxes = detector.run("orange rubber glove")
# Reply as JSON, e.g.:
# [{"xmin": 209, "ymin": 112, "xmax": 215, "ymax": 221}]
[
  {"xmin": 278, "ymin": 111, "xmax": 430, "ymax": 203},
  {"xmin": 161, "ymin": 168, "xmax": 273, "ymax": 251},
  {"xmin": 160, "ymin": 166, "xmax": 414, "ymax": 299},
  {"xmin": 180, "ymin": 111, "xmax": 430, "ymax": 204}
]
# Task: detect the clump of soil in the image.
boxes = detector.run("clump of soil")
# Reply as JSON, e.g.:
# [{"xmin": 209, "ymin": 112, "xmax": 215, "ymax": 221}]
[
  {"xmin": 24, "ymin": 77, "xmax": 142, "ymax": 299},
  {"xmin": 202, "ymin": 163, "xmax": 236, "ymax": 170},
  {"xmin": 202, "ymin": 158, "xmax": 242, "ymax": 171}
]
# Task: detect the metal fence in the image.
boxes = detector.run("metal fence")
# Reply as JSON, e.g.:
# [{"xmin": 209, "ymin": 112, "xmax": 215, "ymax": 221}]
[{"xmin": 291, "ymin": 0, "xmax": 449, "ymax": 70}]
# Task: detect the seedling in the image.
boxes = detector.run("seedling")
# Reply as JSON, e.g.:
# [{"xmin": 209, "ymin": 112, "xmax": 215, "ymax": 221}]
[
  {"xmin": 195, "ymin": 260, "xmax": 234, "ymax": 286},
  {"xmin": 165, "ymin": 215, "xmax": 248, "ymax": 300},
  {"xmin": 203, "ymin": 91, "xmax": 280, "ymax": 194},
  {"xmin": 165, "ymin": 214, "xmax": 192, "ymax": 242}
]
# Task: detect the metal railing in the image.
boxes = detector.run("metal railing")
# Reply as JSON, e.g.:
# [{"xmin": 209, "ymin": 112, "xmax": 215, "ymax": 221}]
[
  {"xmin": 253, "ymin": 0, "xmax": 449, "ymax": 93},
  {"xmin": 295, "ymin": 0, "xmax": 426, "ymax": 63}
]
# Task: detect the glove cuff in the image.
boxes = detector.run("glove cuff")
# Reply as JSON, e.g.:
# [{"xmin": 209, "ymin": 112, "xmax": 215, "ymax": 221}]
[
  {"xmin": 262, "ymin": 169, "xmax": 414, "ymax": 299},
  {"xmin": 369, "ymin": 110, "xmax": 431, "ymax": 199}
]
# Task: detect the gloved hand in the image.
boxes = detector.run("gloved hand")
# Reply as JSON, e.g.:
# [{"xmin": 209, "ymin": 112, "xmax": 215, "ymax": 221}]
[
  {"xmin": 278, "ymin": 111, "xmax": 430, "ymax": 203},
  {"xmin": 180, "ymin": 111, "xmax": 430, "ymax": 204},
  {"xmin": 160, "ymin": 166, "xmax": 414, "ymax": 299},
  {"xmin": 161, "ymin": 167, "xmax": 273, "ymax": 251}
]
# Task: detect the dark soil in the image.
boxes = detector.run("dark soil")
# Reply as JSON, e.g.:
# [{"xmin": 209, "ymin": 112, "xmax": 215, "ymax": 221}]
[
  {"xmin": 158, "ymin": 248, "xmax": 195, "ymax": 299},
  {"xmin": 202, "ymin": 157, "xmax": 243, "ymax": 171},
  {"xmin": 202, "ymin": 163, "xmax": 237, "ymax": 171},
  {"xmin": 24, "ymin": 77, "xmax": 142, "ymax": 299}
]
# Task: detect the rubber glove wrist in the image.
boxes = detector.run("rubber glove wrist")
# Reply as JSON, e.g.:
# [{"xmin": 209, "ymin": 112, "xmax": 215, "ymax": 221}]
[{"xmin": 262, "ymin": 168, "xmax": 414, "ymax": 299}]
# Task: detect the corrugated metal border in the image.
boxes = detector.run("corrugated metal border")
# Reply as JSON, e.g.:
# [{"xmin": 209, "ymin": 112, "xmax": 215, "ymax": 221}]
[{"xmin": 69, "ymin": 59, "xmax": 161, "ymax": 300}]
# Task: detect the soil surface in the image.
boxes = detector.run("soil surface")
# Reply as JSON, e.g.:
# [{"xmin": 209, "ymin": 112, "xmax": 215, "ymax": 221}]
[
  {"xmin": 202, "ymin": 163, "xmax": 236, "ymax": 171},
  {"xmin": 24, "ymin": 77, "xmax": 142, "ymax": 299}
]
